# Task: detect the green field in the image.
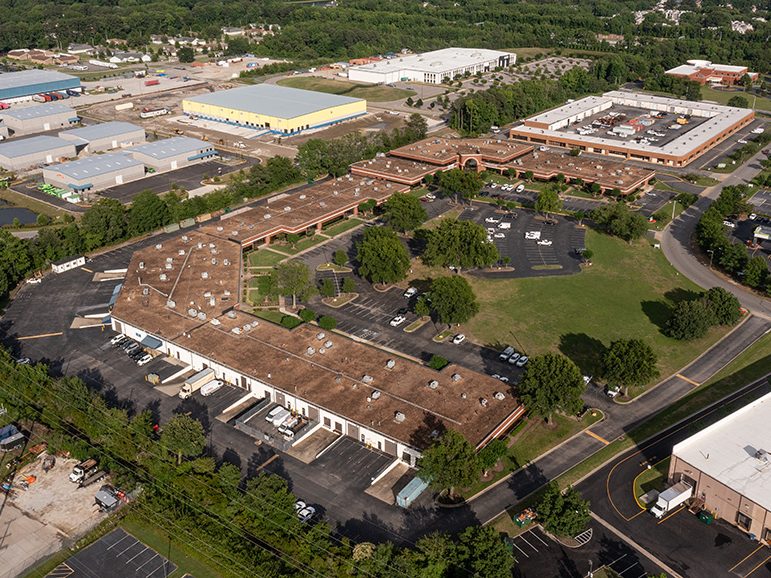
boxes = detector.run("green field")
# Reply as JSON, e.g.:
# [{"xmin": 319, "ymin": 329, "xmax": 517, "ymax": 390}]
[
  {"xmin": 246, "ymin": 249, "xmax": 286, "ymax": 268},
  {"xmin": 700, "ymin": 85, "xmax": 771, "ymax": 112},
  {"xmin": 466, "ymin": 230, "xmax": 728, "ymax": 383},
  {"xmin": 322, "ymin": 217, "xmax": 364, "ymax": 237},
  {"xmin": 276, "ymin": 77, "xmax": 415, "ymax": 102}
]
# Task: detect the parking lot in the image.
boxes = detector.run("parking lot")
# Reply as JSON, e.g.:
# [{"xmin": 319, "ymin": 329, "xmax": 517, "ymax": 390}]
[
  {"xmin": 482, "ymin": 183, "xmax": 606, "ymax": 214},
  {"xmin": 696, "ymin": 118, "xmax": 767, "ymax": 170},
  {"xmin": 50, "ymin": 528, "xmax": 176, "ymax": 578},
  {"xmin": 749, "ymin": 189, "xmax": 771, "ymax": 217},
  {"xmin": 634, "ymin": 189, "xmax": 675, "ymax": 217}
]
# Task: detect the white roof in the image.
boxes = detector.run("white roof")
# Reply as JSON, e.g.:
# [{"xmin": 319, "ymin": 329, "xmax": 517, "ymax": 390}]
[
  {"xmin": 710, "ymin": 64, "xmax": 747, "ymax": 73},
  {"xmin": 666, "ymin": 64, "xmax": 699, "ymax": 76},
  {"xmin": 514, "ymin": 91, "xmax": 754, "ymax": 158},
  {"xmin": 673, "ymin": 391, "xmax": 771, "ymax": 511},
  {"xmin": 350, "ymin": 48, "xmax": 512, "ymax": 75}
]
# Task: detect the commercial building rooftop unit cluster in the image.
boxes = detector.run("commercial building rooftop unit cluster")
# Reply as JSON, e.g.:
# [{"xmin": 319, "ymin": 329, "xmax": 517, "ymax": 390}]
[
  {"xmin": 181, "ymin": 84, "xmax": 367, "ymax": 136},
  {"xmin": 348, "ymin": 48, "xmax": 515, "ymax": 85},
  {"xmin": 350, "ymin": 155, "xmax": 442, "ymax": 186},
  {"xmin": 111, "ymin": 230, "xmax": 524, "ymax": 458},
  {"xmin": 201, "ymin": 175, "xmax": 409, "ymax": 247},
  {"xmin": 0, "ymin": 69, "xmax": 81, "ymax": 103},
  {"xmin": 510, "ymin": 91, "xmax": 755, "ymax": 167}
]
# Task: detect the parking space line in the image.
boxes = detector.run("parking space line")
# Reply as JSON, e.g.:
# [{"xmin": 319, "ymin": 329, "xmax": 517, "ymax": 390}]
[
  {"xmin": 656, "ymin": 504, "xmax": 685, "ymax": 524},
  {"xmin": 744, "ymin": 555, "xmax": 771, "ymax": 577},
  {"xmin": 730, "ymin": 544, "xmax": 766, "ymax": 572},
  {"xmin": 530, "ymin": 530, "xmax": 549, "ymax": 547},
  {"xmin": 135, "ymin": 553, "xmax": 160, "ymax": 571},
  {"xmin": 126, "ymin": 545, "xmax": 149, "ymax": 563},
  {"xmin": 18, "ymin": 331, "xmax": 63, "ymax": 340},
  {"xmin": 510, "ymin": 540, "xmax": 529, "ymax": 558},
  {"xmin": 106, "ymin": 534, "xmax": 131, "ymax": 550},
  {"xmin": 584, "ymin": 429, "xmax": 610, "ymax": 445},
  {"xmin": 676, "ymin": 373, "xmax": 700, "ymax": 387},
  {"xmin": 518, "ymin": 533, "xmax": 538, "ymax": 552},
  {"xmin": 117, "ymin": 538, "xmax": 141, "ymax": 556}
]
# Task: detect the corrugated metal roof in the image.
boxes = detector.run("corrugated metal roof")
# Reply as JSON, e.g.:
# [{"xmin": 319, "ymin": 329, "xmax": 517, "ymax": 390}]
[
  {"xmin": 129, "ymin": 136, "xmax": 210, "ymax": 160},
  {"xmin": 351, "ymin": 48, "xmax": 511, "ymax": 75},
  {"xmin": 184, "ymin": 84, "xmax": 364, "ymax": 120},
  {"xmin": 46, "ymin": 152, "xmax": 142, "ymax": 179},
  {"xmin": 0, "ymin": 135, "xmax": 74, "ymax": 158},
  {"xmin": 0, "ymin": 102, "xmax": 74, "ymax": 120},
  {"xmin": 0, "ymin": 69, "xmax": 79, "ymax": 92},
  {"xmin": 59, "ymin": 121, "xmax": 144, "ymax": 141}
]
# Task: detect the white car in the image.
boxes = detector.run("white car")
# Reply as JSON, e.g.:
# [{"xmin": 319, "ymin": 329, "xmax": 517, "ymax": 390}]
[
  {"xmin": 539, "ymin": 146, "xmax": 549, "ymax": 152},
  {"xmin": 390, "ymin": 315, "xmax": 407, "ymax": 327},
  {"xmin": 738, "ymin": 139, "xmax": 748, "ymax": 144},
  {"xmin": 497, "ymin": 375, "xmax": 510, "ymax": 383},
  {"xmin": 297, "ymin": 505, "xmax": 316, "ymax": 523},
  {"xmin": 110, "ymin": 334, "xmax": 126, "ymax": 346},
  {"xmin": 485, "ymin": 217, "xmax": 501, "ymax": 223},
  {"xmin": 525, "ymin": 231, "xmax": 541, "ymax": 240},
  {"xmin": 451, "ymin": 334, "xmax": 466, "ymax": 345},
  {"xmin": 294, "ymin": 500, "xmax": 306, "ymax": 512},
  {"xmin": 498, "ymin": 222, "xmax": 511, "ymax": 229},
  {"xmin": 752, "ymin": 127, "xmax": 764, "ymax": 134},
  {"xmin": 537, "ymin": 239, "xmax": 553, "ymax": 246},
  {"xmin": 494, "ymin": 232, "xmax": 506, "ymax": 239},
  {"xmin": 515, "ymin": 184, "xmax": 525, "ymax": 193},
  {"xmin": 515, "ymin": 355, "xmax": 529, "ymax": 367},
  {"xmin": 403, "ymin": 287, "xmax": 418, "ymax": 298},
  {"xmin": 201, "ymin": 379, "xmax": 225, "ymax": 396},
  {"xmin": 137, "ymin": 354, "xmax": 154, "ymax": 367},
  {"xmin": 723, "ymin": 220, "xmax": 736, "ymax": 228},
  {"xmin": 489, "ymin": 183, "xmax": 498, "ymax": 189},
  {"xmin": 487, "ymin": 227, "xmax": 496, "ymax": 234},
  {"xmin": 25, "ymin": 277, "xmax": 41, "ymax": 284},
  {"xmin": 425, "ymin": 193, "xmax": 436, "ymax": 201},
  {"xmin": 749, "ymin": 213, "xmax": 757, "ymax": 220}
]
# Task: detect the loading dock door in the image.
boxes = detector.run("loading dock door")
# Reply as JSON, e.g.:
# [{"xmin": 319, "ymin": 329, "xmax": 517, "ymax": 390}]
[
  {"xmin": 43, "ymin": 123, "xmax": 51, "ymax": 131},
  {"xmin": 348, "ymin": 423, "xmax": 359, "ymax": 440},
  {"xmin": 384, "ymin": 439, "xmax": 397, "ymax": 456},
  {"xmin": 308, "ymin": 406, "xmax": 319, "ymax": 421},
  {"xmin": 275, "ymin": 391, "xmax": 286, "ymax": 406},
  {"xmin": 115, "ymin": 175, "xmax": 124, "ymax": 184},
  {"xmin": 170, "ymin": 160, "xmax": 178, "ymax": 170}
]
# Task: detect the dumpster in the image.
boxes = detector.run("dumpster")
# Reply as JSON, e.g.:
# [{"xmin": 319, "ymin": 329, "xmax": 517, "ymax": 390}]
[{"xmin": 698, "ymin": 510, "xmax": 714, "ymax": 525}]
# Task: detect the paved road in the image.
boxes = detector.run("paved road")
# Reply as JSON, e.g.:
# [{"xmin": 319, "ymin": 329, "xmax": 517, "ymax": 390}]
[{"xmin": 661, "ymin": 149, "xmax": 771, "ymax": 320}]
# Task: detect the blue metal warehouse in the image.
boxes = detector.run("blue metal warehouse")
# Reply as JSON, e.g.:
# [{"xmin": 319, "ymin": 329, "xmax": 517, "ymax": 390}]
[{"xmin": 0, "ymin": 70, "xmax": 81, "ymax": 102}]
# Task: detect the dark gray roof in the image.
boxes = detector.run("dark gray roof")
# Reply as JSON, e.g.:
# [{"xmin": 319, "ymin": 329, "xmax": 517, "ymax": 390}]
[
  {"xmin": 59, "ymin": 121, "xmax": 144, "ymax": 141},
  {"xmin": 0, "ymin": 102, "xmax": 74, "ymax": 120},
  {"xmin": 45, "ymin": 153, "xmax": 142, "ymax": 180},
  {"xmin": 0, "ymin": 136, "xmax": 74, "ymax": 158},
  {"xmin": 184, "ymin": 84, "xmax": 365, "ymax": 120},
  {"xmin": 0, "ymin": 69, "xmax": 79, "ymax": 92},
  {"xmin": 129, "ymin": 136, "xmax": 210, "ymax": 160}
]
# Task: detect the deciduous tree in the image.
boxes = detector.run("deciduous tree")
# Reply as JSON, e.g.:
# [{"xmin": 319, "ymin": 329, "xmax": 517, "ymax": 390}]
[
  {"xmin": 382, "ymin": 192, "xmax": 427, "ymax": 232},
  {"xmin": 429, "ymin": 275, "xmax": 479, "ymax": 325},
  {"xmin": 538, "ymin": 483, "xmax": 590, "ymax": 537},
  {"xmin": 702, "ymin": 287, "xmax": 741, "ymax": 325},
  {"xmin": 417, "ymin": 429, "xmax": 478, "ymax": 497},
  {"xmin": 602, "ymin": 338, "xmax": 659, "ymax": 392},
  {"xmin": 356, "ymin": 226, "xmax": 410, "ymax": 284},
  {"xmin": 161, "ymin": 414, "xmax": 206, "ymax": 465},
  {"xmin": 275, "ymin": 260, "xmax": 314, "ymax": 308},
  {"xmin": 421, "ymin": 218, "xmax": 498, "ymax": 270},
  {"xmin": 518, "ymin": 353, "xmax": 585, "ymax": 422}
]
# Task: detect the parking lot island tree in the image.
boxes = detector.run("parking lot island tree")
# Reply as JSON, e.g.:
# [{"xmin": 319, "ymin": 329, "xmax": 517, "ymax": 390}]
[
  {"xmin": 417, "ymin": 429, "xmax": 479, "ymax": 499},
  {"xmin": 602, "ymin": 338, "xmax": 660, "ymax": 394},
  {"xmin": 537, "ymin": 483, "xmax": 590, "ymax": 537},
  {"xmin": 382, "ymin": 192, "xmax": 428, "ymax": 232},
  {"xmin": 356, "ymin": 226, "xmax": 411, "ymax": 285},
  {"xmin": 455, "ymin": 525, "xmax": 514, "ymax": 578},
  {"xmin": 534, "ymin": 187, "xmax": 563, "ymax": 216},
  {"xmin": 429, "ymin": 275, "xmax": 480, "ymax": 326},
  {"xmin": 436, "ymin": 168, "xmax": 484, "ymax": 203},
  {"xmin": 518, "ymin": 353, "xmax": 585, "ymax": 424},
  {"xmin": 160, "ymin": 414, "xmax": 206, "ymax": 465},
  {"xmin": 421, "ymin": 219, "xmax": 498, "ymax": 271},
  {"xmin": 275, "ymin": 260, "xmax": 314, "ymax": 309},
  {"xmin": 333, "ymin": 249, "xmax": 348, "ymax": 267}
]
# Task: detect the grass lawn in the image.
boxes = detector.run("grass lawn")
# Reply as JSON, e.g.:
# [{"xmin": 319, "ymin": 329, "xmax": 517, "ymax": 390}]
[
  {"xmin": 465, "ymin": 229, "xmax": 728, "ymax": 382},
  {"xmin": 246, "ymin": 275, "xmax": 279, "ymax": 306},
  {"xmin": 246, "ymin": 249, "xmax": 286, "ymax": 268},
  {"xmin": 683, "ymin": 175, "xmax": 719, "ymax": 187},
  {"xmin": 270, "ymin": 234, "xmax": 327, "ymax": 255},
  {"xmin": 645, "ymin": 200, "xmax": 686, "ymax": 231},
  {"xmin": 2, "ymin": 188, "xmax": 67, "ymax": 219},
  {"xmin": 323, "ymin": 217, "xmax": 364, "ymax": 237},
  {"xmin": 703, "ymin": 331, "xmax": 771, "ymax": 387},
  {"xmin": 700, "ymin": 85, "xmax": 771, "ymax": 112},
  {"xmin": 633, "ymin": 457, "xmax": 670, "ymax": 503},
  {"xmin": 276, "ymin": 77, "xmax": 415, "ymax": 102}
]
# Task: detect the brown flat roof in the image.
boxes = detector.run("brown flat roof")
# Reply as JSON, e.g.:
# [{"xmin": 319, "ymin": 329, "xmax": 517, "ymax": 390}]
[
  {"xmin": 509, "ymin": 150, "xmax": 654, "ymax": 192},
  {"xmin": 200, "ymin": 176, "xmax": 408, "ymax": 246},
  {"xmin": 112, "ymin": 228, "xmax": 524, "ymax": 450},
  {"xmin": 350, "ymin": 156, "xmax": 440, "ymax": 185},
  {"xmin": 390, "ymin": 137, "xmax": 533, "ymax": 166}
]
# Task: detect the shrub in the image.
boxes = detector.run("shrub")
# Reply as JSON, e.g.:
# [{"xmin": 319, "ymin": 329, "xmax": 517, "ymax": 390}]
[
  {"xmin": 428, "ymin": 354, "xmax": 450, "ymax": 370},
  {"xmin": 299, "ymin": 308, "xmax": 315, "ymax": 322},
  {"xmin": 280, "ymin": 315, "xmax": 302, "ymax": 329},
  {"xmin": 318, "ymin": 315, "xmax": 337, "ymax": 330}
]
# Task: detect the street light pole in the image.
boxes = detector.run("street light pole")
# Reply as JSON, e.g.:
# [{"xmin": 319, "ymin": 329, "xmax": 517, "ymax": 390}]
[{"xmin": 707, "ymin": 249, "xmax": 714, "ymax": 268}]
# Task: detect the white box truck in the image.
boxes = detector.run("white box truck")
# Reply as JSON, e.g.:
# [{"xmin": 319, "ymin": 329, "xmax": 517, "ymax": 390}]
[
  {"xmin": 179, "ymin": 368, "xmax": 215, "ymax": 399},
  {"xmin": 650, "ymin": 481, "xmax": 692, "ymax": 518}
]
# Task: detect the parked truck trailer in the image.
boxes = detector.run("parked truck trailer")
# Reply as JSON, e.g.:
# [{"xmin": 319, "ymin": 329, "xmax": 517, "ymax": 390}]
[{"xmin": 179, "ymin": 368, "xmax": 215, "ymax": 399}]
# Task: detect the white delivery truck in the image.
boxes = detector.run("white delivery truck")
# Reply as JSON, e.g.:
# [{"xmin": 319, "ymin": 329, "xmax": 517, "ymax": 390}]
[
  {"xmin": 179, "ymin": 368, "xmax": 215, "ymax": 399},
  {"xmin": 650, "ymin": 481, "xmax": 692, "ymax": 518}
]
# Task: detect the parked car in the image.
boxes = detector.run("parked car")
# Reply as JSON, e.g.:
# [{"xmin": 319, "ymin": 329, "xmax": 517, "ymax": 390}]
[
  {"xmin": 200, "ymin": 379, "xmax": 224, "ymax": 396},
  {"xmin": 722, "ymin": 220, "xmax": 736, "ymax": 228},
  {"xmin": 110, "ymin": 334, "xmax": 126, "ymax": 346},
  {"xmin": 737, "ymin": 139, "xmax": 748, "ymax": 144},
  {"xmin": 606, "ymin": 385, "xmax": 621, "ymax": 398},
  {"xmin": 266, "ymin": 406, "xmax": 285, "ymax": 423},
  {"xmin": 515, "ymin": 355, "xmax": 529, "ymax": 367},
  {"xmin": 499, "ymin": 346, "xmax": 514, "ymax": 361},
  {"xmin": 403, "ymin": 287, "xmax": 418, "ymax": 299},
  {"xmin": 507, "ymin": 352, "xmax": 521, "ymax": 365},
  {"xmin": 515, "ymin": 184, "xmax": 525, "ymax": 193},
  {"xmin": 451, "ymin": 334, "xmax": 466, "ymax": 345},
  {"xmin": 537, "ymin": 239, "xmax": 553, "ymax": 246},
  {"xmin": 390, "ymin": 315, "xmax": 407, "ymax": 327},
  {"xmin": 137, "ymin": 354, "xmax": 153, "ymax": 367},
  {"xmin": 297, "ymin": 504, "xmax": 316, "ymax": 523},
  {"xmin": 15, "ymin": 357, "xmax": 31, "ymax": 365},
  {"xmin": 25, "ymin": 277, "xmax": 41, "ymax": 284},
  {"xmin": 525, "ymin": 231, "xmax": 541, "ymax": 240},
  {"xmin": 494, "ymin": 232, "xmax": 506, "ymax": 239},
  {"xmin": 485, "ymin": 217, "xmax": 501, "ymax": 224}
]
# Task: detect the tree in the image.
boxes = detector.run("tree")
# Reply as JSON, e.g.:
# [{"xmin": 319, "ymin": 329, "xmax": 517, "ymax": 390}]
[
  {"xmin": 318, "ymin": 315, "xmax": 337, "ymax": 330},
  {"xmin": 177, "ymin": 46, "xmax": 195, "ymax": 62},
  {"xmin": 538, "ymin": 483, "xmax": 590, "ymax": 537},
  {"xmin": 455, "ymin": 526, "xmax": 513, "ymax": 578},
  {"xmin": 341, "ymin": 277, "xmax": 356, "ymax": 293},
  {"xmin": 602, "ymin": 339, "xmax": 659, "ymax": 392},
  {"xmin": 421, "ymin": 218, "xmax": 498, "ymax": 271},
  {"xmin": 744, "ymin": 256, "xmax": 769, "ymax": 289},
  {"xmin": 127, "ymin": 191, "xmax": 171, "ymax": 235},
  {"xmin": 429, "ymin": 275, "xmax": 479, "ymax": 325},
  {"xmin": 382, "ymin": 192, "xmax": 427, "ymax": 232},
  {"xmin": 591, "ymin": 203, "xmax": 648, "ymax": 242},
  {"xmin": 319, "ymin": 277, "xmax": 335, "ymax": 297},
  {"xmin": 79, "ymin": 198, "xmax": 127, "ymax": 250},
  {"xmin": 477, "ymin": 438, "xmax": 507, "ymax": 477},
  {"xmin": 727, "ymin": 95, "xmax": 749, "ymax": 108},
  {"xmin": 405, "ymin": 113, "xmax": 428, "ymax": 140},
  {"xmin": 417, "ymin": 429, "xmax": 478, "ymax": 497},
  {"xmin": 666, "ymin": 300, "xmax": 713, "ymax": 340},
  {"xmin": 161, "ymin": 414, "xmax": 206, "ymax": 465},
  {"xmin": 332, "ymin": 249, "xmax": 347, "ymax": 267},
  {"xmin": 298, "ymin": 308, "xmax": 315, "ymax": 322},
  {"xmin": 428, "ymin": 354, "xmax": 449, "ymax": 370},
  {"xmin": 518, "ymin": 353, "xmax": 585, "ymax": 422},
  {"xmin": 534, "ymin": 188, "xmax": 562, "ymax": 215},
  {"xmin": 702, "ymin": 287, "xmax": 741, "ymax": 325},
  {"xmin": 356, "ymin": 226, "xmax": 410, "ymax": 285},
  {"xmin": 275, "ymin": 260, "xmax": 313, "ymax": 308},
  {"xmin": 436, "ymin": 168, "xmax": 483, "ymax": 202},
  {"xmin": 414, "ymin": 295, "xmax": 431, "ymax": 317}
]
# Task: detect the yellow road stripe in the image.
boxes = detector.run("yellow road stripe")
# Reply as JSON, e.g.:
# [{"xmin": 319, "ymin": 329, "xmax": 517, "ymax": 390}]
[
  {"xmin": 744, "ymin": 555, "xmax": 771, "ymax": 578},
  {"xmin": 676, "ymin": 373, "xmax": 700, "ymax": 387},
  {"xmin": 730, "ymin": 544, "xmax": 766, "ymax": 572},
  {"xmin": 81, "ymin": 267, "xmax": 93, "ymax": 273},
  {"xmin": 18, "ymin": 331, "xmax": 63, "ymax": 340},
  {"xmin": 585, "ymin": 429, "xmax": 610, "ymax": 445},
  {"xmin": 657, "ymin": 504, "xmax": 685, "ymax": 524}
]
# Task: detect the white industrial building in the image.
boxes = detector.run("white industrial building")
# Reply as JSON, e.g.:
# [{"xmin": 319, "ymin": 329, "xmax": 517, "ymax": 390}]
[
  {"xmin": 43, "ymin": 153, "xmax": 145, "ymax": 193},
  {"xmin": 348, "ymin": 48, "xmax": 515, "ymax": 85},
  {"xmin": 58, "ymin": 121, "xmax": 146, "ymax": 153},
  {"xmin": 128, "ymin": 137, "xmax": 217, "ymax": 172},
  {"xmin": 0, "ymin": 102, "xmax": 79, "ymax": 136},
  {"xmin": 0, "ymin": 136, "xmax": 76, "ymax": 171}
]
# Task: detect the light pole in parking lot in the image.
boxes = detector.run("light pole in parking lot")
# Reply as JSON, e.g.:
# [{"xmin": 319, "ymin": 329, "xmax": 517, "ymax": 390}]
[{"xmin": 707, "ymin": 249, "xmax": 714, "ymax": 268}]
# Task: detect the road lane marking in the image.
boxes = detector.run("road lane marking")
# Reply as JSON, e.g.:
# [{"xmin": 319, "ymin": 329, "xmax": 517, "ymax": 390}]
[
  {"xmin": 730, "ymin": 544, "xmax": 766, "ymax": 572},
  {"xmin": 17, "ymin": 331, "xmax": 63, "ymax": 340},
  {"xmin": 81, "ymin": 267, "xmax": 93, "ymax": 273},
  {"xmin": 585, "ymin": 429, "xmax": 610, "ymax": 445},
  {"xmin": 744, "ymin": 555, "xmax": 771, "ymax": 578},
  {"xmin": 676, "ymin": 373, "xmax": 700, "ymax": 387},
  {"xmin": 656, "ymin": 504, "xmax": 685, "ymax": 524}
]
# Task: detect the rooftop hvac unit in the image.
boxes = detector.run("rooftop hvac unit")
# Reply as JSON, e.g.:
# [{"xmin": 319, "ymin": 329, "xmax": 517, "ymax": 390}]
[
  {"xmin": 197, "ymin": 242, "xmax": 203, "ymax": 249},
  {"xmin": 242, "ymin": 324, "xmax": 250, "ymax": 331},
  {"xmin": 316, "ymin": 332, "xmax": 326, "ymax": 341},
  {"xmin": 216, "ymin": 226, "xmax": 223, "ymax": 232},
  {"xmin": 211, "ymin": 248, "xmax": 217, "ymax": 255},
  {"xmin": 264, "ymin": 214, "xmax": 271, "ymax": 219},
  {"xmin": 165, "ymin": 263, "xmax": 172, "ymax": 270},
  {"xmin": 159, "ymin": 273, "xmax": 167, "ymax": 281},
  {"xmin": 319, "ymin": 347, "xmax": 326, "ymax": 354},
  {"xmin": 227, "ymin": 310, "xmax": 237, "ymax": 319},
  {"xmin": 211, "ymin": 258, "xmax": 218, "ymax": 265},
  {"xmin": 224, "ymin": 290, "xmax": 231, "ymax": 297},
  {"xmin": 394, "ymin": 411, "xmax": 406, "ymax": 423},
  {"xmin": 142, "ymin": 287, "xmax": 149, "ymax": 296},
  {"xmin": 204, "ymin": 291, "xmax": 212, "ymax": 298},
  {"xmin": 209, "ymin": 297, "xmax": 216, "ymax": 307},
  {"xmin": 188, "ymin": 308, "xmax": 198, "ymax": 317},
  {"xmin": 755, "ymin": 449, "xmax": 769, "ymax": 463},
  {"xmin": 139, "ymin": 261, "xmax": 145, "ymax": 269},
  {"xmin": 166, "ymin": 257, "xmax": 173, "ymax": 263},
  {"xmin": 283, "ymin": 206, "xmax": 291, "ymax": 212},
  {"xmin": 155, "ymin": 243, "xmax": 163, "ymax": 250},
  {"xmin": 386, "ymin": 359, "xmax": 395, "ymax": 369},
  {"xmin": 210, "ymin": 318, "xmax": 221, "ymax": 326},
  {"xmin": 209, "ymin": 243, "xmax": 215, "ymax": 249},
  {"xmin": 371, "ymin": 390, "xmax": 381, "ymax": 400},
  {"xmin": 306, "ymin": 347, "xmax": 316, "ymax": 356},
  {"xmin": 181, "ymin": 235, "xmax": 189, "ymax": 242},
  {"xmin": 223, "ymin": 259, "xmax": 230, "ymax": 266},
  {"xmin": 178, "ymin": 249, "xmax": 185, "ymax": 256},
  {"xmin": 494, "ymin": 391, "xmax": 506, "ymax": 401},
  {"xmin": 201, "ymin": 272, "xmax": 209, "ymax": 279},
  {"xmin": 451, "ymin": 373, "xmax": 461, "ymax": 382},
  {"xmin": 197, "ymin": 312, "xmax": 207, "ymax": 320},
  {"xmin": 299, "ymin": 194, "xmax": 306, "ymax": 200},
  {"xmin": 362, "ymin": 375, "xmax": 374, "ymax": 384},
  {"xmin": 428, "ymin": 380, "xmax": 439, "ymax": 389},
  {"xmin": 324, "ymin": 340, "xmax": 333, "ymax": 349},
  {"xmin": 166, "ymin": 299, "xmax": 176, "ymax": 308},
  {"xmin": 480, "ymin": 398, "xmax": 489, "ymax": 407},
  {"xmin": 232, "ymin": 327, "xmax": 241, "ymax": 334}
]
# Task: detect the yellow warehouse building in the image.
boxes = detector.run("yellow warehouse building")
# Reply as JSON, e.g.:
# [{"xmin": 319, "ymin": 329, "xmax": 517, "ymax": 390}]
[{"xmin": 181, "ymin": 84, "xmax": 367, "ymax": 136}]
